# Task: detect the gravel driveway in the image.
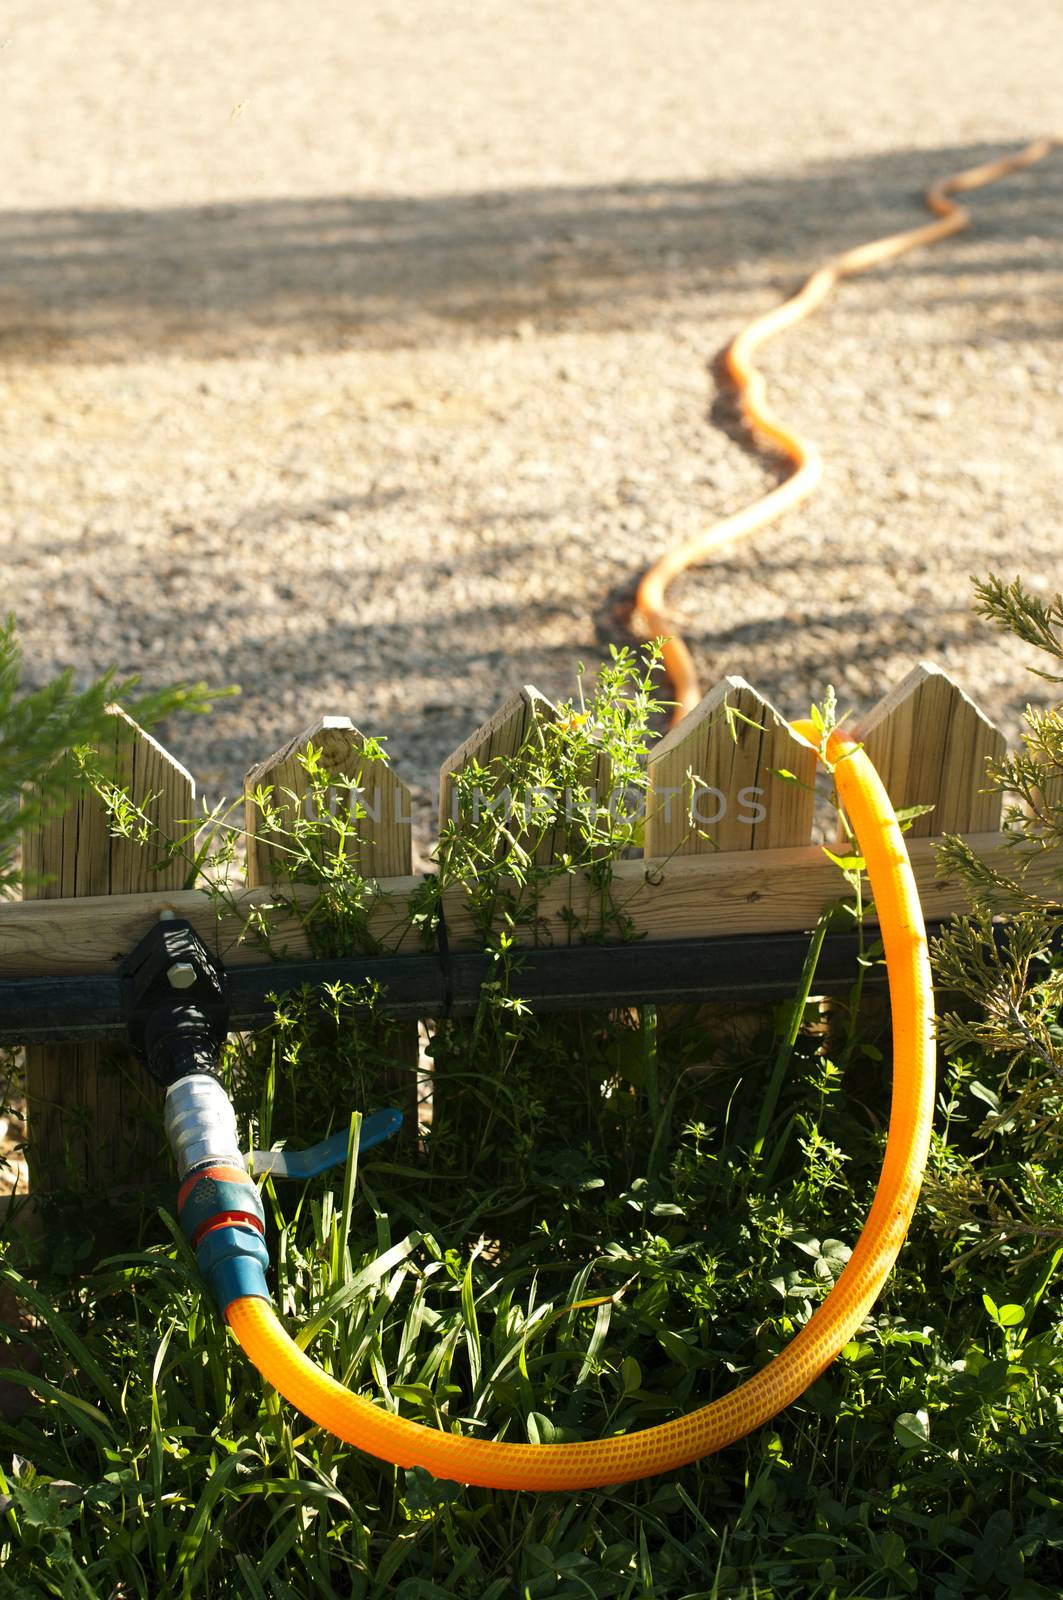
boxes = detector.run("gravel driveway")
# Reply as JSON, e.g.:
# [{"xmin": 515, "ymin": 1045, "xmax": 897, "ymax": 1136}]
[{"xmin": 1, "ymin": 1, "xmax": 1061, "ymax": 858}]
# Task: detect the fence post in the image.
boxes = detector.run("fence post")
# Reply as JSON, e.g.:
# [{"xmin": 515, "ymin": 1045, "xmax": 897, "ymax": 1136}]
[
  {"xmin": 853, "ymin": 663, "xmax": 1006, "ymax": 837},
  {"xmin": 433, "ymin": 686, "xmax": 613, "ymax": 1171},
  {"xmin": 21, "ymin": 708, "xmax": 195, "ymax": 1189},
  {"xmin": 643, "ymin": 675, "xmax": 817, "ymax": 1073},
  {"xmin": 243, "ymin": 714, "xmax": 419, "ymax": 1128}
]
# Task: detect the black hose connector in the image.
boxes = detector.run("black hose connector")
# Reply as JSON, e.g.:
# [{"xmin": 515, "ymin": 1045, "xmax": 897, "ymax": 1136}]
[{"xmin": 121, "ymin": 917, "xmax": 230, "ymax": 1088}]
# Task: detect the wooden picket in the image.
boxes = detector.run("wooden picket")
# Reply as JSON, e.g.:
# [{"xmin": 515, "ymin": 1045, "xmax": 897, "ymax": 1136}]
[
  {"xmin": 20, "ymin": 708, "xmax": 195, "ymax": 1189},
  {"xmin": 854, "ymin": 663, "xmax": 1006, "ymax": 837},
  {"xmin": 439, "ymin": 685, "xmax": 555, "ymax": 840},
  {"xmin": 245, "ymin": 714, "xmax": 412, "ymax": 887},
  {"xmin": 2, "ymin": 660, "xmax": 1032, "ymax": 1189},
  {"xmin": 244, "ymin": 713, "xmax": 419, "ymax": 1126},
  {"xmin": 645, "ymin": 676, "xmax": 816, "ymax": 858},
  {"xmin": 644, "ymin": 676, "xmax": 820, "ymax": 1060},
  {"xmin": 439, "ymin": 685, "xmax": 612, "ymax": 871}
]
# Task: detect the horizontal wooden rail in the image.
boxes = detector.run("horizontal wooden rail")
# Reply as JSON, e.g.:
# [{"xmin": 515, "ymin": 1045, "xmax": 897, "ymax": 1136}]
[{"xmin": 0, "ymin": 833, "xmax": 1044, "ymax": 980}]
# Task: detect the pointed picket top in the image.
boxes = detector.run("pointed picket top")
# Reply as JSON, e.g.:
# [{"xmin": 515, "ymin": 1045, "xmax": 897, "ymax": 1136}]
[
  {"xmin": 438, "ymin": 685, "xmax": 556, "ymax": 832},
  {"xmin": 22, "ymin": 704, "xmax": 195, "ymax": 900},
  {"xmin": 439, "ymin": 685, "xmax": 615, "ymax": 868},
  {"xmin": 244, "ymin": 714, "xmax": 411, "ymax": 886},
  {"xmin": 855, "ymin": 662, "xmax": 1006, "ymax": 837},
  {"xmin": 21, "ymin": 705, "xmax": 195, "ymax": 1188},
  {"xmin": 645, "ymin": 675, "xmax": 816, "ymax": 858}
]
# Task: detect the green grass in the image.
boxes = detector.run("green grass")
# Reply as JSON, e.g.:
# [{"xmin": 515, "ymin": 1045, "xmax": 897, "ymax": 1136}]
[{"xmin": 2, "ymin": 974, "xmax": 1061, "ymax": 1599}]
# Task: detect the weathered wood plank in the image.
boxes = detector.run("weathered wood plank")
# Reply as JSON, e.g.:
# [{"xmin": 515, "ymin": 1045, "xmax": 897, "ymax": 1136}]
[
  {"xmin": 244, "ymin": 714, "xmax": 411, "ymax": 886},
  {"xmin": 645, "ymin": 675, "xmax": 816, "ymax": 858},
  {"xmin": 244, "ymin": 713, "xmax": 419, "ymax": 1126},
  {"xmin": 20, "ymin": 708, "xmax": 194, "ymax": 1187},
  {"xmin": 0, "ymin": 833, "xmax": 1046, "ymax": 979},
  {"xmin": 854, "ymin": 663, "xmax": 1006, "ymax": 836}
]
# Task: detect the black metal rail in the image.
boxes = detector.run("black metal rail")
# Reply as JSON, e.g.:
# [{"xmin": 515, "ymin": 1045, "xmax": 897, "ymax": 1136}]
[{"xmin": 0, "ymin": 926, "xmax": 943, "ymax": 1046}]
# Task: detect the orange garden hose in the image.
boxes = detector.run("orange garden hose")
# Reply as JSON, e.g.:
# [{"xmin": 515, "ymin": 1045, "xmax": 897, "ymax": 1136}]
[
  {"xmin": 217, "ymin": 139, "xmax": 1057, "ymax": 1488},
  {"xmin": 635, "ymin": 135, "xmax": 1060, "ymax": 722},
  {"xmin": 226, "ymin": 721, "xmax": 935, "ymax": 1488}
]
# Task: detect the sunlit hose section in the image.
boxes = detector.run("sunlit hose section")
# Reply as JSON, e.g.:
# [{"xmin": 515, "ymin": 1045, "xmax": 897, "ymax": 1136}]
[
  {"xmin": 226, "ymin": 725, "xmax": 935, "ymax": 1490},
  {"xmin": 635, "ymin": 134, "xmax": 1060, "ymax": 724}
]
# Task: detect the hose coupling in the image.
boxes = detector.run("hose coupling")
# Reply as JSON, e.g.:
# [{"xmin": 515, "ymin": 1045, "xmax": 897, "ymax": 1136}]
[
  {"xmin": 165, "ymin": 1074, "xmax": 272, "ymax": 1312},
  {"xmin": 164, "ymin": 1072, "xmax": 245, "ymax": 1178}
]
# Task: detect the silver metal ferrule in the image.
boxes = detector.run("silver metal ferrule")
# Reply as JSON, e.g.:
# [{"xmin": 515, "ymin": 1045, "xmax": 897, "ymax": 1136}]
[{"xmin": 164, "ymin": 1074, "xmax": 245, "ymax": 1178}]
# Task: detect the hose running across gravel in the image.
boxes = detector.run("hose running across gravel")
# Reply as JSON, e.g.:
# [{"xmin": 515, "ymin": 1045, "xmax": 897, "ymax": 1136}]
[
  {"xmin": 635, "ymin": 135, "xmax": 1060, "ymax": 722},
  {"xmin": 227, "ymin": 720, "xmax": 934, "ymax": 1488},
  {"xmin": 223, "ymin": 141, "xmax": 1061, "ymax": 1487}
]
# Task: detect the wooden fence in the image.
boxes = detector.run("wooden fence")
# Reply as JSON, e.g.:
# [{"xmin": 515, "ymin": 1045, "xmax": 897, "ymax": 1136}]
[{"xmin": 0, "ymin": 661, "xmax": 1041, "ymax": 1190}]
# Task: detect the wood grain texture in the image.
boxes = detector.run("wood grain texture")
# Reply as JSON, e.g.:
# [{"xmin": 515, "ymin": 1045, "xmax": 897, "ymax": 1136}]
[
  {"xmin": 244, "ymin": 714, "xmax": 412, "ymax": 886},
  {"xmin": 1, "ymin": 834, "xmax": 1048, "ymax": 978},
  {"xmin": 244, "ymin": 713, "xmax": 419, "ymax": 1125},
  {"xmin": 855, "ymin": 663, "xmax": 1006, "ymax": 837},
  {"xmin": 20, "ymin": 708, "xmax": 194, "ymax": 1187},
  {"xmin": 645, "ymin": 676, "xmax": 816, "ymax": 857},
  {"xmin": 439, "ymin": 685, "xmax": 611, "ymax": 867},
  {"xmin": 439, "ymin": 687, "xmax": 551, "ymax": 827}
]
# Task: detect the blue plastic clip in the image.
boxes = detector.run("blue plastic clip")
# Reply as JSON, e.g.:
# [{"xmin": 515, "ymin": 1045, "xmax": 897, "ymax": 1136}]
[{"xmin": 249, "ymin": 1107, "xmax": 403, "ymax": 1180}]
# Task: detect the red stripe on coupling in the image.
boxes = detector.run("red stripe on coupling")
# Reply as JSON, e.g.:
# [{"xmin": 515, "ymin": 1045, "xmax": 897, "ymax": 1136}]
[
  {"xmin": 178, "ymin": 1164, "xmax": 252, "ymax": 1210},
  {"xmin": 193, "ymin": 1212, "xmax": 265, "ymax": 1247}
]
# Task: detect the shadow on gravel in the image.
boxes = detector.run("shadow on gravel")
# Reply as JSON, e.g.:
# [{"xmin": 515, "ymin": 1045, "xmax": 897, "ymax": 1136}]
[{"xmin": 1, "ymin": 142, "xmax": 1059, "ymax": 363}]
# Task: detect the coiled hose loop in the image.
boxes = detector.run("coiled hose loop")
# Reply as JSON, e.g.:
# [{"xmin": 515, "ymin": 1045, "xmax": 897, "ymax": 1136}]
[{"xmin": 226, "ymin": 723, "xmax": 935, "ymax": 1489}]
